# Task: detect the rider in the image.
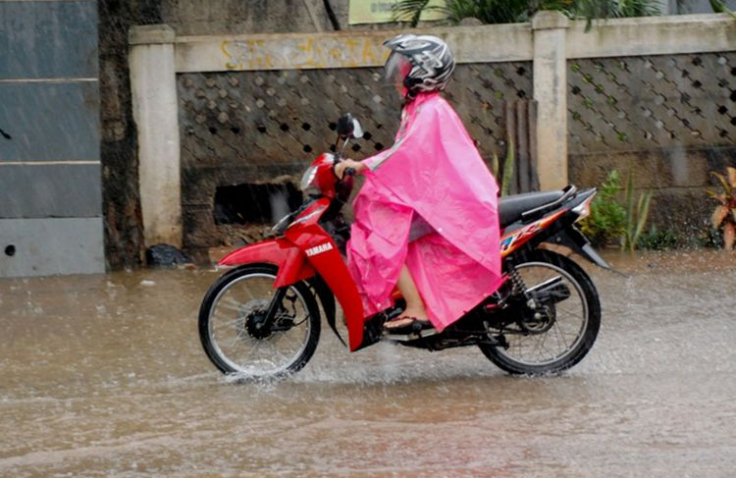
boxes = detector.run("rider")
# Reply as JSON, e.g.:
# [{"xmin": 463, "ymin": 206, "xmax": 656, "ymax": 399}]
[{"xmin": 335, "ymin": 34, "xmax": 503, "ymax": 332}]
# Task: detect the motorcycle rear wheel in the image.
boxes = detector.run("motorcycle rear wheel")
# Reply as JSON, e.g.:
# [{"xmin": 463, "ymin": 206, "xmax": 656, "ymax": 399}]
[
  {"xmin": 199, "ymin": 263, "xmax": 321, "ymax": 379},
  {"xmin": 479, "ymin": 250, "xmax": 601, "ymax": 375}
]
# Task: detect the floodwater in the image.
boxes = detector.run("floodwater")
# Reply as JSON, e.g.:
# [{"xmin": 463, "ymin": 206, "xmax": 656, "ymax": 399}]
[{"xmin": 1, "ymin": 250, "xmax": 735, "ymax": 477}]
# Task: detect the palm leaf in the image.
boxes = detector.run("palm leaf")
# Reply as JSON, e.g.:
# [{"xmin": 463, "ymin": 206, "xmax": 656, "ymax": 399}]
[
  {"xmin": 442, "ymin": 0, "xmax": 529, "ymax": 24},
  {"xmin": 392, "ymin": 0, "xmax": 432, "ymax": 27},
  {"xmin": 710, "ymin": 0, "xmax": 726, "ymax": 13}
]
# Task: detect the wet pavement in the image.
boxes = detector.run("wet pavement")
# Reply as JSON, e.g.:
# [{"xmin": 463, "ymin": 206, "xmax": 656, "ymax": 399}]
[{"xmin": 1, "ymin": 250, "xmax": 736, "ymax": 477}]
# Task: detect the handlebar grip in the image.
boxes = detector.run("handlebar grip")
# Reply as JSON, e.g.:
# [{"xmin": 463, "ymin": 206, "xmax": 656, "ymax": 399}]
[{"xmin": 345, "ymin": 167, "xmax": 356, "ymax": 177}]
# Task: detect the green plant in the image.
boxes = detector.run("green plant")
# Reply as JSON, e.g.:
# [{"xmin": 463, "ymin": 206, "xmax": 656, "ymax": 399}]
[
  {"xmin": 391, "ymin": 0, "xmax": 435, "ymax": 26},
  {"xmin": 579, "ymin": 170, "xmax": 627, "ymax": 247},
  {"xmin": 393, "ymin": 0, "xmax": 728, "ymax": 27},
  {"xmin": 392, "ymin": 0, "xmax": 662, "ymax": 27},
  {"xmin": 637, "ymin": 225, "xmax": 679, "ymax": 250},
  {"xmin": 575, "ymin": 0, "xmax": 663, "ymax": 29},
  {"xmin": 491, "ymin": 140, "xmax": 515, "ymax": 197},
  {"xmin": 707, "ymin": 166, "xmax": 736, "ymax": 250},
  {"xmin": 622, "ymin": 170, "xmax": 652, "ymax": 252},
  {"xmin": 699, "ymin": 225, "xmax": 725, "ymax": 249}
]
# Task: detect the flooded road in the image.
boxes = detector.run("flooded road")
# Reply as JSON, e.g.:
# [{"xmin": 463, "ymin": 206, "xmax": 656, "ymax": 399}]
[{"xmin": 1, "ymin": 250, "xmax": 736, "ymax": 477}]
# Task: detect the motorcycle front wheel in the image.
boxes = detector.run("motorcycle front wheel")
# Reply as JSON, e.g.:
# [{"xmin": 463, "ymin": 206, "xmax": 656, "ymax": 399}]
[
  {"xmin": 479, "ymin": 250, "xmax": 601, "ymax": 375},
  {"xmin": 199, "ymin": 263, "xmax": 321, "ymax": 379}
]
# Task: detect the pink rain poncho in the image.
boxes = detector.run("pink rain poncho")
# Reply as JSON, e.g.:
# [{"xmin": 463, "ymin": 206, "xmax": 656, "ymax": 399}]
[{"xmin": 346, "ymin": 92, "xmax": 504, "ymax": 330}]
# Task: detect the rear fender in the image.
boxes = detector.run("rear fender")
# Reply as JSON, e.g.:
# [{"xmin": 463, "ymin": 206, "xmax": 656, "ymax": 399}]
[
  {"xmin": 218, "ymin": 239, "xmax": 316, "ymax": 287},
  {"xmin": 548, "ymin": 227, "xmax": 613, "ymax": 270}
]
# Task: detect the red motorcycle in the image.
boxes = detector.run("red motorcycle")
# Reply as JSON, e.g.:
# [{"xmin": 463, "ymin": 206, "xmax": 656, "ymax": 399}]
[{"xmin": 199, "ymin": 115, "xmax": 611, "ymax": 379}]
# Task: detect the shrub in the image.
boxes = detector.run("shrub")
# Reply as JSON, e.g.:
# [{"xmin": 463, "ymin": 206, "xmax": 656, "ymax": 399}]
[
  {"xmin": 579, "ymin": 170, "xmax": 627, "ymax": 247},
  {"xmin": 637, "ymin": 226, "xmax": 679, "ymax": 250}
]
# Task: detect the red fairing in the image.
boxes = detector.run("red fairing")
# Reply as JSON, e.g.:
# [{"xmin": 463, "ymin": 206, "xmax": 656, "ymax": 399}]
[
  {"xmin": 285, "ymin": 223, "xmax": 366, "ymax": 351},
  {"xmin": 218, "ymin": 239, "xmax": 316, "ymax": 287},
  {"xmin": 218, "ymin": 197, "xmax": 367, "ymax": 351}
]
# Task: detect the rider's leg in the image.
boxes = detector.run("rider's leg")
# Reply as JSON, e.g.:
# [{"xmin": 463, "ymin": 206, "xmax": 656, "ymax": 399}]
[{"xmin": 385, "ymin": 265, "xmax": 429, "ymax": 329}]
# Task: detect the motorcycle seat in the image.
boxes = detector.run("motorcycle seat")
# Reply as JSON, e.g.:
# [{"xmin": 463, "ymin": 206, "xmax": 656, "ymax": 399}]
[{"xmin": 498, "ymin": 190, "xmax": 566, "ymax": 227}]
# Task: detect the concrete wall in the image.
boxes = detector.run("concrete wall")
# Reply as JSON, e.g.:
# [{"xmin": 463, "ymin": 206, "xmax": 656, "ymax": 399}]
[
  {"xmin": 676, "ymin": 0, "xmax": 736, "ymax": 13},
  {"xmin": 0, "ymin": 0, "xmax": 104, "ymax": 277},
  {"xmin": 563, "ymin": 14, "xmax": 736, "ymax": 243},
  {"xmin": 159, "ymin": 0, "xmax": 409, "ymax": 36},
  {"xmin": 99, "ymin": 0, "xmax": 166, "ymax": 270},
  {"xmin": 161, "ymin": 0, "xmax": 335, "ymax": 35}
]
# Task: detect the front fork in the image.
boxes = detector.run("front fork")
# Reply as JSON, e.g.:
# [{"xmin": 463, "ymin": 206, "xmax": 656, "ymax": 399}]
[{"xmin": 262, "ymin": 287, "xmax": 288, "ymax": 329}]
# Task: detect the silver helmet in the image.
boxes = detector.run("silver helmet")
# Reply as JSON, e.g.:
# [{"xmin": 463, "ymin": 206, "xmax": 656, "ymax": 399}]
[{"xmin": 383, "ymin": 34, "xmax": 456, "ymax": 95}]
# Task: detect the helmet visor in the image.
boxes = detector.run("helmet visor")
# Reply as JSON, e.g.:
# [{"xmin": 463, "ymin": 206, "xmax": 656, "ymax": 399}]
[{"xmin": 384, "ymin": 52, "xmax": 412, "ymax": 88}]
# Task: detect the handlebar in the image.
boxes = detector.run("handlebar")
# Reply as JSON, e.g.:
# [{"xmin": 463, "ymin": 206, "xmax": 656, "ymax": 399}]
[{"xmin": 332, "ymin": 154, "xmax": 356, "ymax": 180}]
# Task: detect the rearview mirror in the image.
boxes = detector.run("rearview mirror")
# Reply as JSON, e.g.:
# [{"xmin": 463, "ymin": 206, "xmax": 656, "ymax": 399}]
[
  {"xmin": 336, "ymin": 113, "xmax": 364, "ymax": 139},
  {"xmin": 352, "ymin": 118, "xmax": 364, "ymax": 139}
]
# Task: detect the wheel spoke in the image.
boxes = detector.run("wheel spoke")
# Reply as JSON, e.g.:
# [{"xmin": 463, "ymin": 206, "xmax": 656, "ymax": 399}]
[
  {"xmin": 217, "ymin": 297, "xmax": 247, "ymax": 313},
  {"xmin": 211, "ymin": 315, "xmax": 244, "ymax": 332},
  {"xmin": 552, "ymin": 321, "xmax": 570, "ymax": 351}
]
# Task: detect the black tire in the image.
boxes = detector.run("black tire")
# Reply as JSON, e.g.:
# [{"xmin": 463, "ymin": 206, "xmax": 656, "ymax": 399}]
[
  {"xmin": 479, "ymin": 250, "xmax": 601, "ymax": 375},
  {"xmin": 199, "ymin": 263, "xmax": 321, "ymax": 379}
]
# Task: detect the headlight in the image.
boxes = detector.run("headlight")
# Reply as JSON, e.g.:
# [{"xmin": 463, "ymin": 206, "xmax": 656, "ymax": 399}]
[
  {"xmin": 271, "ymin": 212, "xmax": 293, "ymax": 235},
  {"xmin": 300, "ymin": 166, "xmax": 317, "ymax": 191}
]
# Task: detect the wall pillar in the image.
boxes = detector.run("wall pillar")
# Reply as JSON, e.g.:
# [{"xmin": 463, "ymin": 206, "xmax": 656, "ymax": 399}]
[
  {"xmin": 129, "ymin": 25, "xmax": 182, "ymax": 248},
  {"xmin": 532, "ymin": 11, "xmax": 569, "ymax": 191}
]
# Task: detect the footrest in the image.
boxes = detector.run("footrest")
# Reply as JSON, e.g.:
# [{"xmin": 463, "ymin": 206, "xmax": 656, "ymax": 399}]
[{"xmin": 383, "ymin": 327, "xmax": 438, "ymax": 342}]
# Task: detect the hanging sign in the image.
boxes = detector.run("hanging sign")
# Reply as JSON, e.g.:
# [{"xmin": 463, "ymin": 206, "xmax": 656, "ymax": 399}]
[{"xmin": 348, "ymin": 0, "xmax": 447, "ymax": 25}]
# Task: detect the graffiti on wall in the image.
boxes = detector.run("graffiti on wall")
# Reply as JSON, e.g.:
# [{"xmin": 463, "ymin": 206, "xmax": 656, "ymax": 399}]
[{"xmin": 220, "ymin": 36, "xmax": 391, "ymax": 71}]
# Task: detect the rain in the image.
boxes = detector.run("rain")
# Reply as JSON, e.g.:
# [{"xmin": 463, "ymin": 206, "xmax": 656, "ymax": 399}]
[{"xmin": 3, "ymin": 0, "xmax": 736, "ymax": 476}]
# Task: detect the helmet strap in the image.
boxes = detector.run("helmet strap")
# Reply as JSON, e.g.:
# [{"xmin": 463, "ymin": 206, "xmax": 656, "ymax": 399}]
[
  {"xmin": 403, "ymin": 77, "xmax": 421, "ymax": 102},
  {"xmin": 403, "ymin": 76, "xmax": 421, "ymax": 90}
]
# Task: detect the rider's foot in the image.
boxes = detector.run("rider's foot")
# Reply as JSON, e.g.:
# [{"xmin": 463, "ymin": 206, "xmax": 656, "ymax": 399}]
[{"xmin": 384, "ymin": 309, "xmax": 431, "ymax": 331}]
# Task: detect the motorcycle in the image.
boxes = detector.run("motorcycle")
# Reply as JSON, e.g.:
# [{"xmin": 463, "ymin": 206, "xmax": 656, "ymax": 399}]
[{"xmin": 198, "ymin": 114, "xmax": 612, "ymax": 379}]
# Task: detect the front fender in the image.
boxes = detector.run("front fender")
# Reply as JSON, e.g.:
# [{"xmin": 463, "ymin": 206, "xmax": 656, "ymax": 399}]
[
  {"xmin": 308, "ymin": 275, "xmax": 345, "ymax": 347},
  {"xmin": 219, "ymin": 239, "xmax": 316, "ymax": 287}
]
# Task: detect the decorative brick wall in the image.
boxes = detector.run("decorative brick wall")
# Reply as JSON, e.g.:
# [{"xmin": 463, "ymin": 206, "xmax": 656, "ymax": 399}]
[{"xmin": 177, "ymin": 62, "xmax": 532, "ymax": 253}]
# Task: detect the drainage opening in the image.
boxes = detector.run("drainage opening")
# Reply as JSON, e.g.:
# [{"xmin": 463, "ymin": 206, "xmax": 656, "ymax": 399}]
[
  {"xmin": 5, "ymin": 245, "xmax": 16, "ymax": 257},
  {"xmin": 213, "ymin": 182, "xmax": 303, "ymax": 225}
]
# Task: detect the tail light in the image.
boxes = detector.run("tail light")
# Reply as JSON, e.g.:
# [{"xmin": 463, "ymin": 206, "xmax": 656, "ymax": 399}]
[{"xmin": 572, "ymin": 193, "xmax": 595, "ymax": 222}]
